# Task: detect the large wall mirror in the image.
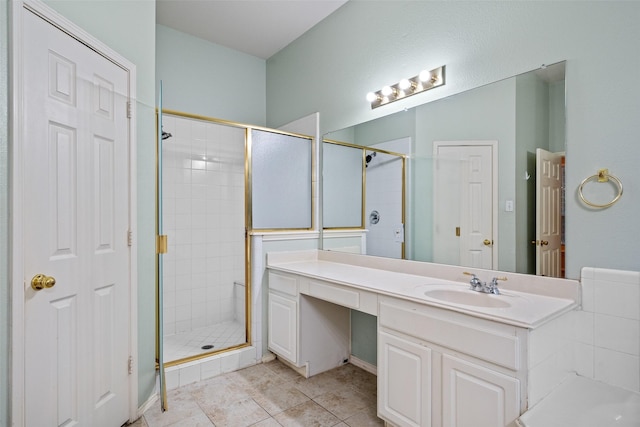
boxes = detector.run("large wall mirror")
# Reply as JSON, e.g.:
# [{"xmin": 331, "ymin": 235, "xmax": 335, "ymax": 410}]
[{"xmin": 322, "ymin": 61, "xmax": 567, "ymax": 277}]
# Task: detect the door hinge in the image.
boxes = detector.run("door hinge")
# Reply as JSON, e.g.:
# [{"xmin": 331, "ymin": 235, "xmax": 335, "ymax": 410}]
[
  {"xmin": 128, "ymin": 356, "xmax": 133, "ymax": 375},
  {"xmin": 126, "ymin": 101, "xmax": 132, "ymax": 119},
  {"xmin": 127, "ymin": 230, "xmax": 133, "ymax": 247}
]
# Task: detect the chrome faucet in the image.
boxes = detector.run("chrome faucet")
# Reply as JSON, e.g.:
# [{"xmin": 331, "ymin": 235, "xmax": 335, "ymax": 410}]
[
  {"xmin": 486, "ymin": 277, "xmax": 505, "ymax": 295},
  {"xmin": 463, "ymin": 272, "xmax": 507, "ymax": 295},
  {"xmin": 464, "ymin": 273, "xmax": 484, "ymax": 292}
]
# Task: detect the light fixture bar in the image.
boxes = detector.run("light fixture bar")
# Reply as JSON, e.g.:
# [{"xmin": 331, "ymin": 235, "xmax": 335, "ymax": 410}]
[{"xmin": 367, "ymin": 65, "xmax": 446, "ymax": 109}]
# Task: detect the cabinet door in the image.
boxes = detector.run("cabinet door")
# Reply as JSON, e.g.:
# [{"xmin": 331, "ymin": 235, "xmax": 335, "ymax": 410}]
[
  {"xmin": 441, "ymin": 354, "xmax": 519, "ymax": 427},
  {"xmin": 268, "ymin": 292, "xmax": 298, "ymax": 364},
  {"xmin": 378, "ymin": 330, "xmax": 433, "ymax": 427}
]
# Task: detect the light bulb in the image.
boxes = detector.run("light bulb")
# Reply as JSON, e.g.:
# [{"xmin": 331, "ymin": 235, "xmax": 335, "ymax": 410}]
[
  {"xmin": 419, "ymin": 70, "xmax": 432, "ymax": 82},
  {"xmin": 381, "ymin": 85, "xmax": 393, "ymax": 96},
  {"xmin": 399, "ymin": 79, "xmax": 411, "ymax": 90},
  {"xmin": 366, "ymin": 92, "xmax": 378, "ymax": 102}
]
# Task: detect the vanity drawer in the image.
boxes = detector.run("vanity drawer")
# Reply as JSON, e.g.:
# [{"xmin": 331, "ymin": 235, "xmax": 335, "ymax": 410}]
[
  {"xmin": 379, "ymin": 298, "xmax": 521, "ymax": 370},
  {"xmin": 300, "ymin": 278, "xmax": 377, "ymax": 315},
  {"xmin": 268, "ymin": 271, "xmax": 298, "ymax": 297}
]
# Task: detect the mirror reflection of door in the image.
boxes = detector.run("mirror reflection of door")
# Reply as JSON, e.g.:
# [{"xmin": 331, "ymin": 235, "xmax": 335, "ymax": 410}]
[
  {"xmin": 535, "ymin": 148, "xmax": 564, "ymax": 277},
  {"xmin": 433, "ymin": 141, "xmax": 497, "ymax": 270}
]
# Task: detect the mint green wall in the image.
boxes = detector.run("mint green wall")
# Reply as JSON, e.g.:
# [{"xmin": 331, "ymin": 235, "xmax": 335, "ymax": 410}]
[
  {"xmin": 267, "ymin": 1, "xmax": 640, "ymax": 280},
  {"xmin": 351, "ymin": 311, "xmax": 377, "ymax": 366},
  {"xmin": 549, "ymin": 81, "xmax": 566, "ymax": 154},
  {"xmin": 42, "ymin": 0, "xmax": 157, "ymax": 406},
  {"xmin": 353, "ymin": 110, "xmax": 415, "ymax": 147},
  {"xmin": 156, "ymin": 25, "xmax": 266, "ymax": 125},
  {"xmin": 0, "ymin": 1, "xmax": 8, "ymax": 424}
]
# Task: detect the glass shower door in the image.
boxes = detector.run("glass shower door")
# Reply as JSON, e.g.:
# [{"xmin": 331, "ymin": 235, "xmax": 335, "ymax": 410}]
[
  {"xmin": 159, "ymin": 112, "xmax": 249, "ymax": 365},
  {"xmin": 156, "ymin": 81, "xmax": 168, "ymax": 411}
]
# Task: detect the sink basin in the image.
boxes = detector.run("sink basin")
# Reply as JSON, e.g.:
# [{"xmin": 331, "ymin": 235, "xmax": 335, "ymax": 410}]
[{"xmin": 424, "ymin": 288, "xmax": 511, "ymax": 308}]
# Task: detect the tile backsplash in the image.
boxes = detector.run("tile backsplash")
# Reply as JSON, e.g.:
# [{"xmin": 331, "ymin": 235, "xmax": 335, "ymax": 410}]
[{"xmin": 576, "ymin": 267, "xmax": 640, "ymax": 392}]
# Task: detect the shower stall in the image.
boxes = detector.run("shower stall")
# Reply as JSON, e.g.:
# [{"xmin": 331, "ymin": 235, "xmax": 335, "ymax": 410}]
[{"xmin": 156, "ymin": 108, "xmax": 314, "ymax": 390}]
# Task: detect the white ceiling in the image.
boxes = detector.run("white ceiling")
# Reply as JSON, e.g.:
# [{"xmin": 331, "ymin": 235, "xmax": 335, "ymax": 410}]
[{"xmin": 156, "ymin": 0, "xmax": 348, "ymax": 60}]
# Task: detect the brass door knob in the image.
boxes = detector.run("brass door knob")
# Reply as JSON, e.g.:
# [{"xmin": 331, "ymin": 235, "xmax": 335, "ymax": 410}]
[
  {"xmin": 31, "ymin": 274, "xmax": 56, "ymax": 291},
  {"xmin": 531, "ymin": 240, "xmax": 549, "ymax": 246},
  {"xmin": 483, "ymin": 239, "xmax": 493, "ymax": 246}
]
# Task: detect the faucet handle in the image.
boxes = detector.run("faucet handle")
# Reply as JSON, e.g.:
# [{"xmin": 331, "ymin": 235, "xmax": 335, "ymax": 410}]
[
  {"xmin": 463, "ymin": 271, "xmax": 483, "ymax": 289},
  {"xmin": 487, "ymin": 276, "xmax": 507, "ymax": 294}
]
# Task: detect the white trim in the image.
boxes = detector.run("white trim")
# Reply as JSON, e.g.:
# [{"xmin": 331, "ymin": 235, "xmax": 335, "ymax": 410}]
[
  {"xmin": 322, "ymin": 229, "xmax": 368, "ymax": 238},
  {"xmin": 349, "ymin": 355, "xmax": 378, "ymax": 376},
  {"xmin": 254, "ymin": 231, "xmax": 320, "ymax": 242},
  {"xmin": 135, "ymin": 392, "xmax": 158, "ymax": 420},
  {"xmin": 9, "ymin": 2, "xmax": 26, "ymax": 425},
  {"xmin": 127, "ymin": 58, "xmax": 139, "ymax": 425},
  {"xmin": 10, "ymin": 1, "xmax": 139, "ymax": 424}
]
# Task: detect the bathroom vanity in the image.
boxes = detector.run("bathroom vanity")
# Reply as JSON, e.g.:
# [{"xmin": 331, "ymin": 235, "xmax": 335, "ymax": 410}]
[{"xmin": 266, "ymin": 250, "xmax": 580, "ymax": 427}]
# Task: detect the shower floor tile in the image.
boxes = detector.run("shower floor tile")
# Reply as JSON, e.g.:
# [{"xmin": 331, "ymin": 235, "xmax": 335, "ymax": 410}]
[{"xmin": 164, "ymin": 320, "xmax": 245, "ymax": 362}]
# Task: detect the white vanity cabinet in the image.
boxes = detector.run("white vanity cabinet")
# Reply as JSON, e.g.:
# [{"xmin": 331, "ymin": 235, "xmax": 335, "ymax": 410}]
[
  {"xmin": 267, "ymin": 270, "xmax": 352, "ymax": 377},
  {"xmin": 378, "ymin": 296, "xmax": 525, "ymax": 427},
  {"xmin": 266, "ymin": 251, "xmax": 579, "ymax": 427}
]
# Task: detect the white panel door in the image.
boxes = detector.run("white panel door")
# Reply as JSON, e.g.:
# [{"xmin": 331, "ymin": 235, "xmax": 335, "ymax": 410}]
[
  {"xmin": 535, "ymin": 148, "xmax": 563, "ymax": 277},
  {"xmin": 23, "ymin": 8, "xmax": 131, "ymax": 427},
  {"xmin": 434, "ymin": 142, "xmax": 496, "ymax": 269}
]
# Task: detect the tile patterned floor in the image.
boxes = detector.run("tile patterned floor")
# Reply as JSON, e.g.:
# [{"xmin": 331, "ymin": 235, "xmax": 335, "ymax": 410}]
[
  {"xmin": 130, "ymin": 359, "xmax": 384, "ymax": 427},
  {"xmin": 164, "ymin": 320, "xmax": 245, "ymax": 362}
]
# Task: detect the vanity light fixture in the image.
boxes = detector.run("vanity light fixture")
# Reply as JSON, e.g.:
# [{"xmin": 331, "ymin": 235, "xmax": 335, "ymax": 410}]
[{"xmin": 366, "ymin": 65, "xmax": 446, "ymax": 109}]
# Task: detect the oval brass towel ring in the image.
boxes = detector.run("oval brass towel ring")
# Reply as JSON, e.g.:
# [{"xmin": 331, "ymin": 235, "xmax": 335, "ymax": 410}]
[{"xmin": 578, "ymin": 168, "xmax": 623, "ymax": 208}]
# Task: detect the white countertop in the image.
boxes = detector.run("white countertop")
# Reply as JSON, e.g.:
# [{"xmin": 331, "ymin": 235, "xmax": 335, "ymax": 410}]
[{"xmin": 267, "ymin": 250, "xmax": 580, "ymax": 329}]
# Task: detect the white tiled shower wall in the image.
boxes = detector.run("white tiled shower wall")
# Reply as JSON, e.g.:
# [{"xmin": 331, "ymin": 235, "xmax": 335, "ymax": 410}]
[
  {"xmin": 575, "ymin": 267, "xmax": 640, "ymax": 392},
  {"xmin": 161, "ymin": 114, "xmax": 246, "ymax": 335}
]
